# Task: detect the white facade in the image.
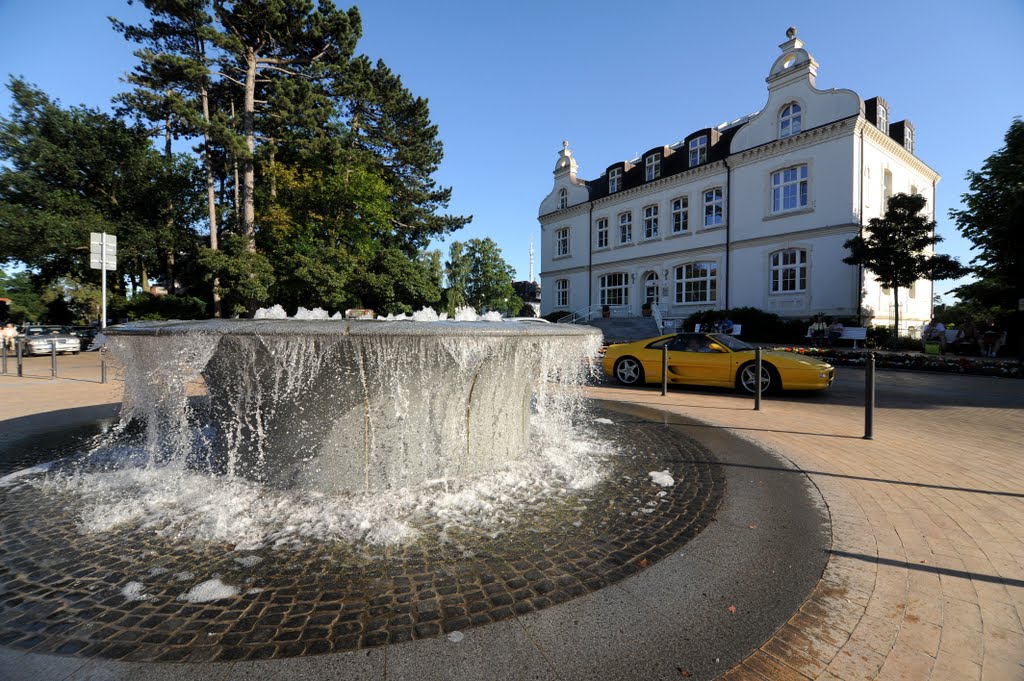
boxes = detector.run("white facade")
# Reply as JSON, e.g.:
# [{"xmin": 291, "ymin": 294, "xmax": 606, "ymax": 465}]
[{"xmin": 538, "ymin": 30, "xmax": 939, "ymax": 333}]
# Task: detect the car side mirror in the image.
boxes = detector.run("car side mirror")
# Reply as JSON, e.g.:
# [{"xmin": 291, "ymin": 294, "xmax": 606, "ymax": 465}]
[{"xmin": 707, "ymin": 342, "xmax": 726, "ymax": 353}]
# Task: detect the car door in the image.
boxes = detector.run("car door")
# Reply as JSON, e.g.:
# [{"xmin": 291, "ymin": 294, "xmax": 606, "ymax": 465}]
[{"xmin": 664, "ymin": 334, "xmax": 731, "ymax": 386}]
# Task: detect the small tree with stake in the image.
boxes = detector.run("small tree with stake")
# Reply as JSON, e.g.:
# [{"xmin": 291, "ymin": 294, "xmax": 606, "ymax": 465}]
[{"xmin": 843, "ymin": 193, "xmax": 966, "ymax": 341}]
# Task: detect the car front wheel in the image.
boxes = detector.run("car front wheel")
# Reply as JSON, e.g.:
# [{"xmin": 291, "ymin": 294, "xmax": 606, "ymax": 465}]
[
  {"xmin": 736, "ymin": 362, "xmax": 779, "ymax": 394},
  {"xmin": 613, "ymin": 357, "xmax": 645, "ymax": 386}
]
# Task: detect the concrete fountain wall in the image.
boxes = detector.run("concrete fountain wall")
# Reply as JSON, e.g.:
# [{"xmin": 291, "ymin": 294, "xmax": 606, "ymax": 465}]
[{"xmin": 103, "ymin": 318, "xmax": 602, "ymax": 494}]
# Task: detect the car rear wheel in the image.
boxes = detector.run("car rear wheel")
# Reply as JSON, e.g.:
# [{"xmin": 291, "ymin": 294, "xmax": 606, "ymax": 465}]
[
  {"xmin": 736, "ymin": 362, "xmax": 779, "ymax": 394},
  {"xmin": 613, "ymin": 357, "xmax": 645, "ymax": 386}
]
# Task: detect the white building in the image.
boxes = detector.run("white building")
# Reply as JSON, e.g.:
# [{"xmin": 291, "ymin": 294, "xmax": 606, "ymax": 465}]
[{"xmin": 538, "ymin": 29, "xmax": 938, "ymax": 334}]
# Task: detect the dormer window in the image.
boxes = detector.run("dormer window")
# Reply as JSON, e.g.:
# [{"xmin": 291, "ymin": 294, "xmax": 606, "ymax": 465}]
[
  {"xmin": 609, "ymin": 168, "xmax": 622, "ymax": 193},
  {"xmin": 877, "ymin": 103, "xmax": 889, "ymax": 135},
  {"xmin": 780, "ymin": 102, "xmax": 802, "ymax": 138},
  {"xmin": 645, "ymin": 153, "xmax": 661, "ymax": 181},
  {"xmin": 905, "ymin": 126, "xmax": 914, "ymax": 153},
  {"xmin": 689, "ymin": 136, "xmax": 708, "ymax": 167},
  {"xmin": 558, "ymin": 188, "xmax": 568, "ymax": 210}
]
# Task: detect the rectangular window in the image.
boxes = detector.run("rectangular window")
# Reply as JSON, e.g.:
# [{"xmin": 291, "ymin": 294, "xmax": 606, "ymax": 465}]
[
  {"xmin": 556, "ymin": 279, "xmax": 569, "ymax": 307},
  {"xmin": 609, "ymin": 168, "xmax": 622, "ymax": 193},
  {"xmin": 905, "ymin": 127, "xmax": 914, "ymax": 153},
  {"xmin": 877, "ymin": 105, "xmax": 889, "ymax": 134},
  {"xmin": 770, "ymin": 249, "xmax": 807, "ymax": 292},
  {"xmin": 671, "ymin": 197, "xmax": 688, "ymax": 233},
  {"xmin": 596, "ymin": 218, "xmax": 608, "ymax": 249},
  {"xmin": 689, "ymin": 135, "xmax": 707, "ymax": 166},
  {"xmin": 771, "ymin": 165, "xmax": 809, "ymax": 213},
  {"xmin": 645, "ymin": 153, "xmax": 661, "ymax": 181},
  {"xmin": 643, "ymin": 205, "xmax": 659, "ymax": 239},
  {"xmin": 599, "ymin": 273, "xmax": 629, "ymax": 306},
  {"xmin": 555, "ymin": 227, "xmax": 570, "ymax": 257},
  {"xmin": 618, "ymin": 212, "xmax": 632, "ymax": 244},
  {"xmin": 675, "ymin": 262, "xmax": 717, "ymax": 303},
  {"xmin": 703, "ymin": 188, "xmax": 723, "ymax": 227}
]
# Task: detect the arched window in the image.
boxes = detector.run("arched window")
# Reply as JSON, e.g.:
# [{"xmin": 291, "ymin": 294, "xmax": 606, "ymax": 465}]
[
  {"xmin": 770, "ymin": 249, "xmax": 807, "ymax": 293},
  {"xmin": 558, "ymin": 188, "xmax": 568, "ymax": 210},
  {"xmin": 599, "ymin": 273, "xmax": 629, "ymax": 306},
  {"xmin": 780, "ymin": 102, "xmax": 802, "ymax": 138}
]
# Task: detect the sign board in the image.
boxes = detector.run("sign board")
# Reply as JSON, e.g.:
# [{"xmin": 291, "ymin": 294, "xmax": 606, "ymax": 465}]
[{"xmin": 89, "ymin": 232, "xmax": 117, "ymax": 270}]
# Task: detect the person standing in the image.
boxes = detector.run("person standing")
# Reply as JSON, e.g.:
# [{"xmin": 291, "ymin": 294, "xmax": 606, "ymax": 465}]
[{"xmin": 1, "ymin": 323, "xmax": 17, "ymax": 352}]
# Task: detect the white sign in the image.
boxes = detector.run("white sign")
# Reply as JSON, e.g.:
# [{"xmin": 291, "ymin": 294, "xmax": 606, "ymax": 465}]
[{"xmin": 89, "ymin": 232, "xmax": 117, "ymax": 270}]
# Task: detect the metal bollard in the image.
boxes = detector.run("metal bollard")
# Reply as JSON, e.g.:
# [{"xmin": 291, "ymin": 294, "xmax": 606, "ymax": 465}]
[
  {"xmin": 864, "ymin": 352, "xmax": 875, "ymax": 440},
  {"xmin": 16, "ymin": 339, "xmax": 23, "ymax": 377},
  {"xmin": 51, "ymin": 340, "xmax": 57, "ymax": 379},
  {"xmin": 661, "ymin": 345, "xmax": 668, "ymax": 396},
  {"xmin": 1, "ymin": 342, "xmax": 6, "ymax": 374},
  {"xmin": 101, "ymin": 355, "xmax": 107, "ymax": 384},
  {"xmin": 754, "ymin": 347, "xmax": 763, "ymax": 411}
]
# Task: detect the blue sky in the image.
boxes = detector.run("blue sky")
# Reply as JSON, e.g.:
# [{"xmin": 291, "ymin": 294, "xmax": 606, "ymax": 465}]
[{"xmin": 2, "ymin": 0, "xmax": 1022, "ymax": 301}]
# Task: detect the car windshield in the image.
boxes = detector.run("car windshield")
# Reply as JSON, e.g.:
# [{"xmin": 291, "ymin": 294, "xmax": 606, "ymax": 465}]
[{"xmin": 707, "ymin": 333, "xmax": 753, "ymax": 352}]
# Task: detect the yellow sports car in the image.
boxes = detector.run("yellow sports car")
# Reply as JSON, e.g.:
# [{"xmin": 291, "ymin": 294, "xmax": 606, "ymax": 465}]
[{"xmin": 602, "ymin": 332, "xmax": 834, "ymax": 394}]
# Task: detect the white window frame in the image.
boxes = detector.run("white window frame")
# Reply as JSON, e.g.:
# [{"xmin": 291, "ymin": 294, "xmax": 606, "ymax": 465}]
[
  {"xmin": 558, "ymin": 188, "xmax": 568, "ymax": 210},
  {"xmin": 780, "ymin": 102, "xmax": 802, "ymax": 138},
  {"xmin": 643, "ymin": 205, "xmax": 659, "ymax": 239},
  {"xmin": 703, "ymin": 188, "xmax": 723, "ymax": 228},
  {"xmin": 609, "ymin": 168, "xmax": 622, "ymax": 193},
  {"xmin": 555, "ymin": 279, "xmax": 569, "ymax": 307},
  {"xmin": 596, "ymin": 217, "xmax": 609, "ymax": 249},
  {"xmin": 771, "ymin": 164, "xmax": 809, "ymax": 214},
  {"xmin": 555, "ymin": 227, "xmax": 570, "ymax": 257},
  {"xmin": 877, "ymin": 104, "xmax": 889, "ymax": 134},
  {"xmin": 770, "ymin": 249, "xmax": 807, "ymax": 293},
  {"xmin": 883, "ymin": 169, "xmax": 893, "ymax": 209},
  {"xmin": 675, "ymin": 262, "xmax": 717, "ymax": 304},
  {"xmin": 618, "ymin": 211, "xmax": 632, "ymax": 244},
  {"xmin": 645, "ymin": 153, "xmax": 661, "ymax": 181},
  {"xmin": 671, "ymin": 196, "xmax": 689, "ymax": 233},
  {"xmin": 905, "ymin": 127, "xmax": 914, "ymax": 153},
  {"xmin": 599, "ymin": 272, "xmax": 629, "ymax": 306},
  {"xmin": 689, "ymin": 135, "xmax": 707, "ymax": 166}
]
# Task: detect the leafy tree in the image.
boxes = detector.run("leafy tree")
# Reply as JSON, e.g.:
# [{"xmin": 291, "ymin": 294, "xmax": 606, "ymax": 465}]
[
  {"xmin": 0, "ymin": 79, "xmax": 202, "ymax": 296},
  {"xmin": 0, "ymin": 270, "xmax": 46, "ymax": 323},
  {"xmin": 196, "ymin": 233, "xmax": 274, "ymax": 316},
  {"xmin": 844, "ymin": 192, "xmax": 966, "ymax": 336},
  {"xmin": 444, "ymin": 239, "xmax": 518, "ymax": 316},
  {"xmin": 949, "ymin": 118, "xmax": 1024, "ymax": 317}
]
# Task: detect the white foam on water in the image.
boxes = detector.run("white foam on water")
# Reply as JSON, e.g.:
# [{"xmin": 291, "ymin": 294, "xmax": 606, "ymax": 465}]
[
  {"xmin": 0, "ymin": 462, "xmax": 53, "ymax": 488},
  {"xmin": 121, "ymin": 581, "xmax": 151, "ymax": 601},
  {"xmin": 178, "ymin": 578, "xmax": 239, "ymax": 603},
  {"xmin": 233, "ymin": 555, "xmax": 263, "ymax": 568},
  {"xmin": 593, "ymin": 418, "xmax": 614, "ymax": 425},
  {"xmin": 254, "ymin": 304, "xmax": 287, "ymax": 319},
  {"xmin": 648, "ymin": 470, "xmax": 675, "ymax": 487}
]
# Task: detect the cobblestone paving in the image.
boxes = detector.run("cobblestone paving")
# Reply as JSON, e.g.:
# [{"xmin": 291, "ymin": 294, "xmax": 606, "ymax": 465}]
[{"xmin": 0, "ymin": 414, "xmax": 724, "ymax": 663}]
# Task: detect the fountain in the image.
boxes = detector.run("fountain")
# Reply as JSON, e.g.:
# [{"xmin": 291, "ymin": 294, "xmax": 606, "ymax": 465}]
[
  {"xmin": 0, "ymin": 309, "xmax": 727, "ymax": 663},
  {"xmin": 101, "ymin": 314, "xmax": 603, "ymax": 494}
]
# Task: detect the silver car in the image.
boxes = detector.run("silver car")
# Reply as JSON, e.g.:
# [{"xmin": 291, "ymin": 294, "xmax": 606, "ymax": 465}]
[{"xmin": 21, "ymin": 326, "xmax": 82, "ymax": 355}]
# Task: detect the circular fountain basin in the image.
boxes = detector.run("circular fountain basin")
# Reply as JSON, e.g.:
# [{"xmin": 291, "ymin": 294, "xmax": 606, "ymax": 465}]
[{"xmin": 103, "ymin": 319, "xmax": 601, "ymax": 494}]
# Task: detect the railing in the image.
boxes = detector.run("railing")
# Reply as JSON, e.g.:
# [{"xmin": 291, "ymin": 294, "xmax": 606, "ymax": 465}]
[
  {"xmin": 557, "ymin": 304, "xmax": 630, "ymax": 324},
  {"xmin": 651, "ymin": 303, "xmax": 664, "ymax": 333}
]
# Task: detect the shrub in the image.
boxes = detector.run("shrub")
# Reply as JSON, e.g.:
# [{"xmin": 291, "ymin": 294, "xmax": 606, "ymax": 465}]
[{"xmin": 124, "ymin": 294, "xmax": 209, "ymax": 321}]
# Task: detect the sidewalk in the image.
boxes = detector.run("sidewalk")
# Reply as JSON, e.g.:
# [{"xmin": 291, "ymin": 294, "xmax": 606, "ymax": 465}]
[{"xmin": 586, "ymin": 378, "xmax": 1024, "ymax": 681}]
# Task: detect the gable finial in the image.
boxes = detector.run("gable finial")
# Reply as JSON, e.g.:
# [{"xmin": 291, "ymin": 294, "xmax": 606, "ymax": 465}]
[{"xmin": 786, "ymin": 26, "xmax": 797, "ymax": 40}]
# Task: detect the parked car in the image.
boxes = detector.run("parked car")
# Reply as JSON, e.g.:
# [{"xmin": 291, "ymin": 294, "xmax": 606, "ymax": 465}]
[
  {"xmin": 70, "ymin": 326, "xmax": 101, "ymax": 350},
  {"xmin": 602, "ymin": 332, "xmax": 834, "ymax": 394},
  {"xmin": 20, "ymin": 325, "xmax": 81, "ymax": 355}
]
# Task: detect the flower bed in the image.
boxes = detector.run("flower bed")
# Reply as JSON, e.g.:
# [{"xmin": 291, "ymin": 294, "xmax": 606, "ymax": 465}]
[{"xmin": 772, "ymin": 347, "xmax": 1021, "ymax": 379}]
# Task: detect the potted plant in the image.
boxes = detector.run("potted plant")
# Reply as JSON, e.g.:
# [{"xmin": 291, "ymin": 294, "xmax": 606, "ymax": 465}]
[
  {"xmin": 641, "ymin": 302, "xmax": 653, "ymax": 317},
  {"xmin": 601, "ymin": 305, "xmax": 611, "ymax": 318}
]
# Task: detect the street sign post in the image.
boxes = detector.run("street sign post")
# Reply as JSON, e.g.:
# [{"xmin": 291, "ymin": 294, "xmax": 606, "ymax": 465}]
[{"xmin": 90, "ymin": 232, "xmax": 117, "ymax": 328}]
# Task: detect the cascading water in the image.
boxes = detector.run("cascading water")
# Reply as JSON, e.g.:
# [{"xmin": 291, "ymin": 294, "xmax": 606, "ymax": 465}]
[{"xmin": 31, "ymin": 311, "xmax": 605, "ymax": 548}]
